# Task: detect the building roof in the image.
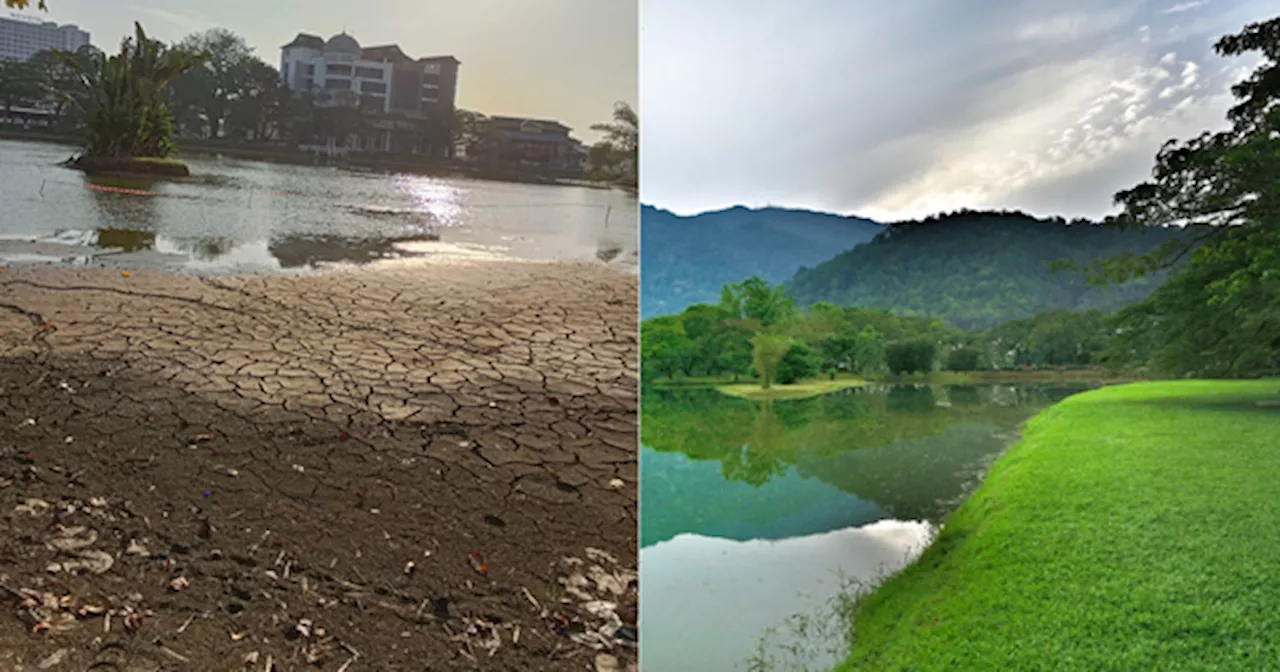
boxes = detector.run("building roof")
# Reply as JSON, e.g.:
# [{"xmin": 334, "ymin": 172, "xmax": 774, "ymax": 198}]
[
  {"xmin": 360, "ymin": 44, "xmax": 413, "ymax": 64},
  {"xmin": 281, "ymin": 32, "xmax": 324, "ymax": 50},
  {"xmin": 500, "ymin": 130, "xmax": 580, "ymax": 144},
  {"xmin": 418, "ymin": 55, "xmax": 460, "ymax": 64},
  {"xmin": 325, "ymin": 32, "xmax": 361, "ymax": 55},
  {"xmin": 489, "ymin": 116, "xmax": 572, "ymax": 133}
]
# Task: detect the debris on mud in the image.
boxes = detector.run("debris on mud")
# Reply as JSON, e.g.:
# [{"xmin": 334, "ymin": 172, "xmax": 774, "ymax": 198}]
[{"xmin": 554, "ymin": 548, "xmax": 640, "ymax": 653}]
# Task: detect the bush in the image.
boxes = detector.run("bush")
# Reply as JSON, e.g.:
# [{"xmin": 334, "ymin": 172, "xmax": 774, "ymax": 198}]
[
  {"xmin": 777, "ymin": 341, "xmax": 822, "ymax": 384},
  {"xmin": 946, "ymin": 346, "xmax": 982, "ymax": 371},
  {"xmin": 887, "ymin": 339, "xmax": 937, "ymax": 375}
]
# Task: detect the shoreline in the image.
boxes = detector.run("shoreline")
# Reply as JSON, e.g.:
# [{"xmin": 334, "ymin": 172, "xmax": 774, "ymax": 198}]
[
  {"xmin": 0, "ymin": 131, "xmax": 627, "ymax": 191},
  {"xmin": 839, "ymin": 379, "xmax": 1280, "ymax": 670}
]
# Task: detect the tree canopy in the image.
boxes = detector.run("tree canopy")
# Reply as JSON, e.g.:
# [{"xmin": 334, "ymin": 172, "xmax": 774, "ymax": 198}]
[
  {"xmin": 1092, "ymin": 16, "xmax": 1280, "ymax": 378},
  {"xmin": 787, "ymin": 210, "xmax": 1195, "ymax": 330}
]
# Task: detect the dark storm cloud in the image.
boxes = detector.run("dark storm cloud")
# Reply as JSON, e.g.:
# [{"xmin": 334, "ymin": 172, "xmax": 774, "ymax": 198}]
[{"xmin": 641, "ymin": 0, "xmax": 1275, "ymax": 220}]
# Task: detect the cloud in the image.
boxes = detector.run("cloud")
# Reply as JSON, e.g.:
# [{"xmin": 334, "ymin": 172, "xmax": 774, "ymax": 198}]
[
  {"xmin": 1162, "ymin": 1, "xmax": 1210, "ymax": 14},
  {"xmin": 640, "ymin": 0, "xmax": 1275, "ymax": 220},
  {"xmin": 126, "ymin": 4, "xmax": 215, "ymax": 35}
]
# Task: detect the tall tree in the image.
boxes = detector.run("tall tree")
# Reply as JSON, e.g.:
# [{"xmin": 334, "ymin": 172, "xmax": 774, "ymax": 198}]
[
  {"xmin": 172, "ymin": 29, "xmax": 255, "ymax": 138},
  {"xmin": 4, "ymin": 0, "xmax": 47, "ymax": 9},
  {"xmin": 1093, "ymin": 16, "xmax": 1280, "ymax": 378},
  {"xmin": 224, "ymin": 57, "xmax": 288, "ymax": 141},
  {"xmin": 588, "ymin": 101, "xmax": 638, "ymax": 187},
  {"xmin": 751, "ymin": 333, "xmax": 791, "ymax": 389},
  {"xmin": 720, "ymin": 277, "xmax": 795, "ymax": 328}
]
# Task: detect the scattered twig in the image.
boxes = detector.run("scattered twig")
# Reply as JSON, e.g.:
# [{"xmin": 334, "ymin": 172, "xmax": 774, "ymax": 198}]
[
  {"xmin": 176, "ymin": 614, "xmax": 197, "ymax": 633},
  {"xmin": 156, "ymin": 643, "xmax": 190, "ymax": 663}
]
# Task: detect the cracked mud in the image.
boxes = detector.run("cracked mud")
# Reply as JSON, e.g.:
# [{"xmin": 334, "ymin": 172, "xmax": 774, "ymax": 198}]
[{"xmin": 0, "ymin": 261, "xmax": 637, "ymax": 671}]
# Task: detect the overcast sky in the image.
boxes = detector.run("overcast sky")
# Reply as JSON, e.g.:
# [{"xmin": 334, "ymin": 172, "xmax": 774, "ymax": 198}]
[
  {"xmin": 640, "ymin": 0, "xmax": 1274, "ymax": 221},
  {"xmin": 25, "ymin": 0, "xmax": 636, "ymax": 142}
]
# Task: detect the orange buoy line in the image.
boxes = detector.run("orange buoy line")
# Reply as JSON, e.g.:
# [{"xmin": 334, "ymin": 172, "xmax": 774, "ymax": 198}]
[{"xmin": 84, "ymin": 183, "xmax": 193, "ymax": 198}]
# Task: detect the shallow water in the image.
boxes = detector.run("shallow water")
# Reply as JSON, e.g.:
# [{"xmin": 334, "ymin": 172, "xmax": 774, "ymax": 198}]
[
  {"xmin": 638, "ymin": 384, "xmax": 1084, "ymax": 671},
  {"xmin": 0, "ymin": 140, "xmax": 637, "ymax": 274}
]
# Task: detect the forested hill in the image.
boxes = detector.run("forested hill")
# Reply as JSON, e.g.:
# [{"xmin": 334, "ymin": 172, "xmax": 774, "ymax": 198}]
[
  {"xmin": 786, "ymin": 210, "xmax": 1196, "ymax": 331},
  {"xmin": 641, "ymin": 205, "xmax": 883, "ymax": 319}
]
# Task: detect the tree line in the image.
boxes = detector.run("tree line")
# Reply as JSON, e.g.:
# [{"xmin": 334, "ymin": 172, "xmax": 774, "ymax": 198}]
[{"xmin": 0, "ymin": 18, "xmax": 638, "ymax": 179}]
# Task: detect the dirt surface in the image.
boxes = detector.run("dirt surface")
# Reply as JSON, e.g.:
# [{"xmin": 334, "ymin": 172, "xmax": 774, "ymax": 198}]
[{"xmin": 0, "ymin": 261, "xmax": 637, "ymax": 671}]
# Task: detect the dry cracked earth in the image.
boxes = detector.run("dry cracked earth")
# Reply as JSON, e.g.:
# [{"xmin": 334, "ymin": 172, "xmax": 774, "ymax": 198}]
[{"xmin": 0, "ymin": 261, "xmax": 637, "ymax": 671}]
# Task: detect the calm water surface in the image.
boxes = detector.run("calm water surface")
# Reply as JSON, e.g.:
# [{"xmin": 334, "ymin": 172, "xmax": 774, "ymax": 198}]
[
  {"xmin": 640, "ymin": 383, "xmax": 1087, "ymax": 671},
  {"xmin": 0, "ymin": 140, "xmax": 637, "ymax": 273}
]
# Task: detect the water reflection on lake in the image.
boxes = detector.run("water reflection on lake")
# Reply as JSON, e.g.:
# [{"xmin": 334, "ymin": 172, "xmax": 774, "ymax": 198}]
[
  {"xmin": 0, "ymin": 140, "xmax": 637, "ymax": 273},
  {"xmin": 639, "ymin": 383, "xmax": 1085, "ymax": 671}
]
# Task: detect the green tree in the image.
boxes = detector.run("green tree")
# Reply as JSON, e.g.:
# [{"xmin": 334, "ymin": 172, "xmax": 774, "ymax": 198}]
[
  {"xmin": 642, "ymin": 316, "xmax": 691, "ymax": 380},
  {"xmin": 4, "ymin": 0, "xmax": 47, "ymax": 9},
  {"xmin": 720, "ymin": 277, "xmax": 794, "ymax": 328},
  {"xmin": 224, "ymin": 57, "xmax": 288, "ymax": 141},
  {"xmin": 751, "ymin": 333, "xmax": 791, "ymax": 389},
  {"xmin": 171, "ymin": 29, "xmax": 255, "ymax": 138},
  {"xmin": 853, "ymin": 327, "xmax": 886, "ymax": 374},
  {"xmin": 1087, "ymin": 16, "xmax": 1280, "ymax": 378},
  {"xmin": 945, "ymin": 346, "xmax": 982, "ymax": 372},
  {"xmin": 589, "ymin": 101, "xmax": 637, "ymax": 187},
  {"xmin": 887, "ymin": 339, "xmax": 936, "ymax": 375},
  {"xmin": 0, "ymin": 60, "xmax": 43, "ymax": 119},
  {"xmin": 777, "ymin": 341, "xmax": 822, "ymax": 384}
]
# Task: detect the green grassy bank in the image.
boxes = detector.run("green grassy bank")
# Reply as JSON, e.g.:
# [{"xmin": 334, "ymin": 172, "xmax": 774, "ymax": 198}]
[{"xmin": 840, "ymin": 379, "xmax": 1280, "ymax": 671}]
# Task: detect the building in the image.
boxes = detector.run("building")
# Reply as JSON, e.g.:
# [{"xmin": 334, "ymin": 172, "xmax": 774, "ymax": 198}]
[
  {"xmin": 280, "ymin": 31, "xmax": 457, "ymax": 119},
  {"xmin": 0, "ymin": 13, "xmax": 89, "ymax": 62},
  {"xmin": 481, "ymin": 116, "xmax": 588, "ymax": 170}
]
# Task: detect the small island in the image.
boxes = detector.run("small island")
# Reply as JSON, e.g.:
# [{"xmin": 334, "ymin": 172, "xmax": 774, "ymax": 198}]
[{"xmin": 58, "ymin": 23, "xmax": 204, "ymax": 178}]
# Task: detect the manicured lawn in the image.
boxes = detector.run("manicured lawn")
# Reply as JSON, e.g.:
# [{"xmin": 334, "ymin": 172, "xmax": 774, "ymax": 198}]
[
  {"xmin": 717, "ymin": 377, "xmax": 867, "ymax": 401},
  {"xmin": 840, "ymin": 379, "xmax": 1280, "ymax": 671}
]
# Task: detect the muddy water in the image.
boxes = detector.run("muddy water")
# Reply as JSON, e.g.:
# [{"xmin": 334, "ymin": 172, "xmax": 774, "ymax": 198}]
[
  {"xmin": 639, "ymin": 384, "xmax": 1086, "ymax": 671},
  {"xmin": 0, "ymin": 139, "xmax": 637, "ymax": 273}
]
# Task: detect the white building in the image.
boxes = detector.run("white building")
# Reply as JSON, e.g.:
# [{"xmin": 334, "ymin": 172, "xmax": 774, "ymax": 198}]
[
  {"xmin": 279, "ymin": 31, "xmax": 458, "ymax": 117},
  {"xmin": 0, "ymin": 12, "xmax": 89, "ymax": 62}
]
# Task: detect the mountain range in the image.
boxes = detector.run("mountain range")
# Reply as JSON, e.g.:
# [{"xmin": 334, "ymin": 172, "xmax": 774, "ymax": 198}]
[
  {"xmin": 642, "ymin": 205, "xmax": 1194, "ymax": 330},
  {"xmin": 640, "ymin": 205, "xmax": 882, "ymax": 319}
]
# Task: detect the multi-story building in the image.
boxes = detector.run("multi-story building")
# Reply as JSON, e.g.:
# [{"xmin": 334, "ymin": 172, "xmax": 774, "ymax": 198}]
[
  {"xmin": 280, "ymin": 31, "xmax": 457, "ymax": 118},
  {"xmin": 0, "ymin": 12, "xmax": 90, "ymax": 62},
  {"xmin": 482, "ymin": 116, "xmax": 588, "ymax": 170}
]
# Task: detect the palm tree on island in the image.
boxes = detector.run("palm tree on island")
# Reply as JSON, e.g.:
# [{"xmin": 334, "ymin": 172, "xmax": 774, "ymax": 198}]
[{"xmin": 53, "ymin": 23, "xmax": 207, "ymax": 178}]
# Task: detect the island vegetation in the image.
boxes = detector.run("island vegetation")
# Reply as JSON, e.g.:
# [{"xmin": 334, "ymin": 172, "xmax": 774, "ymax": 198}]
[{"xmin": 57, "ymin": 24, "xmax": 207, "ymax": 177}]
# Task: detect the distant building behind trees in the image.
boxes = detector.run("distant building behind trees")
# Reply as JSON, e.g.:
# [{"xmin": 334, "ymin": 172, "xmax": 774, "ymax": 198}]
[{"xmin": 0, "ymin": 12, "xmax": 87, "ymax": 62}]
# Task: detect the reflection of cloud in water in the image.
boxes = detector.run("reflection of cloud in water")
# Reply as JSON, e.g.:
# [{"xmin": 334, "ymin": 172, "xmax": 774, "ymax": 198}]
[{"xmin": 640, "ymin": 520, "xmax": 935, "ymax": 672}]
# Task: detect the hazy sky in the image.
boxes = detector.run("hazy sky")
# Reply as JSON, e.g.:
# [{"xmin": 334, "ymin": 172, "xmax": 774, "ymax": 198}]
[
  {"xmin": 641, "ymin": 0, "xmax": 1275, "ymax": 221},
  {"xmin": 26, "ymin": 0, "xmax": 636, "ymax": 142}
]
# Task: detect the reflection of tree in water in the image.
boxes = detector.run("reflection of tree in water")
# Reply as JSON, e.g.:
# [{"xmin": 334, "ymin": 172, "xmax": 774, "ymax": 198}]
[
  {"xmin": 886, "ymin": 385, "xmax": 937, "ymax": 413},
  {"xmin": 267, "ymin": 233, "xmax": 440, "ymax": 269},
  {"xmin": 721, "ymin": 400, "xmax": 789, "ymax": 487},
  {"xmin": 642, "ymin": 385, "xmax": 1086, "ymax": 490},
  {"xmin": 949, "ymin": 385, "xmax": 982, "ymax": 406}
]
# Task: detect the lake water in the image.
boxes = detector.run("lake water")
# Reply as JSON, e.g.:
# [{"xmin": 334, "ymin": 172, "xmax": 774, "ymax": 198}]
[
  {"xmin": 639, "ymin": 383, "xmax": 1086, "ymax": 671},
  {"xmin": 0, "ymin": 139, "xmax": 637, "ymax": 273}
]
